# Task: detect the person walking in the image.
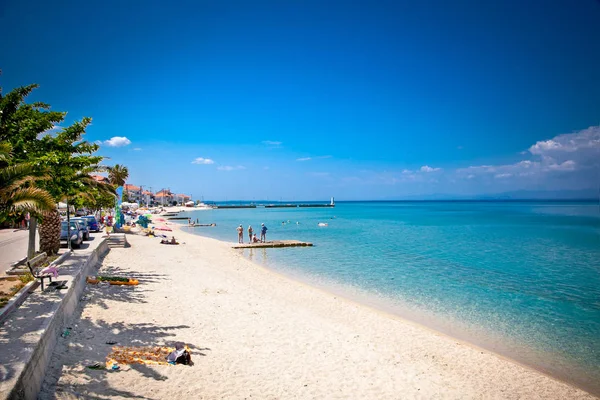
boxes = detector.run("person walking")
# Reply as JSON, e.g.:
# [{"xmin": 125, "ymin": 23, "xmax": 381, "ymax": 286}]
[
  {"xmin": 25, "ymin": 212, "xmax": 30, "ymax": 229},
  {"xmin": 260, "ymin": 223, "xmax": 267, "ymax": 243},
  {"xmin": 237, "ymin": 224, "xmax": 244, "ymax": 243},
  {"xmin": 248, "ymin": 225, "xmax": 253, "ymax": 243}
]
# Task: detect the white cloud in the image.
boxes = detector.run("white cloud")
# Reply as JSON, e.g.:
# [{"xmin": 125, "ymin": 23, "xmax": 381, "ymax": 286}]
[
  {"xmin": 296, "ymin": 157, "xmax": 312, "ymax": 161},
  {"xmin": 191, "ymin": 157, "xmax": 215, "ymax": 165},
  {"xmin": 133, "ymin": 148, "xmax": 142, "ymax": 151},
  {"xmin": 262, "ymin": 140, "xmax": 282, "ymax": 149},
  {"xmin": 457, "ymin": 126, "xmax": 598, "ymax": 185},
  {"xmin": 217, "ymin": 165, "xmax": 246, "ymax": 171},
  {"xmin": 544, "ymin": 160, "xmax": 577, "ymax": 172},
  {"xmin": 529, "ymin": 126, "xmax": 600, "ymax": 155},
  {"xmin": 40, "ymin": 125, "xmax": 62, "ymax": 137},
  {"xmin": 420, "ymin": 165, "xmax": 441, "ymax": 173},
  {"xmin": 103, "ymin": 136, "xmax": 131, "ymax": 147},
  {"xmin": 528, "ymin": 126, "xmax": 600, "ymax": 166}
]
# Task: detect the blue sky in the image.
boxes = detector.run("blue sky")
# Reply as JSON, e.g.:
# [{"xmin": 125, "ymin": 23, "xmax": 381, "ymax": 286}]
[{"xmin": 1, "ymin": 0, "xmax": 599, "ymax": 200}]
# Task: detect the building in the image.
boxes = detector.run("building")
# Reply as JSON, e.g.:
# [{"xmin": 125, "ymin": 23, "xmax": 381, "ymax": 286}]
[
  {"xmin": 141, "ymin": 190, "xmax": 154, "ymax": 206},
  {"xmin": 91, "ymin": 174, "xmax": 110, "ymax": 184},
  {"xmin": 124, "ymin": 184, "xmax": 142, "ymax": 203},
  {"xmin": 154, "ymin": 189, "xmax": 174, "ymax": 206},
  {"xmin": 175, "ymin": 193, "xmax": 191, "ymax": 204}
]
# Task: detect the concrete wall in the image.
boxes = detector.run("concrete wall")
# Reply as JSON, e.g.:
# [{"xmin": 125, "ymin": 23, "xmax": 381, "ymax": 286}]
[{"xmin": 4, "ymin": 240, "xmax": 109, "ymax": 400}]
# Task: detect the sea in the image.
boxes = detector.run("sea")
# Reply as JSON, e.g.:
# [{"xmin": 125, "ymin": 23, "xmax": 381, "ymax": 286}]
[{"xmin": 173, "ymin": 201, "xmax": 600, "ymax": 394}]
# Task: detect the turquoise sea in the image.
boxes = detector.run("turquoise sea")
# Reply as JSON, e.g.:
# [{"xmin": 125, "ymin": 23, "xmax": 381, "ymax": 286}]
[{"xmin": 175, "ymin": 201, "xmax": 600, "ymax": 394}]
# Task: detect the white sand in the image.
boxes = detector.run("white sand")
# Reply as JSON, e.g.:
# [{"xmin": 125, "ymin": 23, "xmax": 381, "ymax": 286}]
[{"xmin": 40, "ymin": 227, "xmax": 596, "ymax": 399}]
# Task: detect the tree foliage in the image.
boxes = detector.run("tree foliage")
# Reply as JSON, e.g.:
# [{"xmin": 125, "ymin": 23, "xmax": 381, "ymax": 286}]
[
  {"xmin": 1, "ymin": 78, "xmax": 120, "ymax": 255},
  {"xmin": 0, "ymin": 141, "xmax": 55, "ymax": 222},
  {"xmin": 108, "ymin": 164, "xmax": 129, "ymax": 187},
  {"xmin": 0, "ymin": 81, "xmax": 116, "ymax": 210}
]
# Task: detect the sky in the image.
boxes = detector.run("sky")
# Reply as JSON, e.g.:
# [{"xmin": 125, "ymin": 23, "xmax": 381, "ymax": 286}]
[{"xmin": 1, "ymin": 0, "xmax": 599, "ymax": 200}]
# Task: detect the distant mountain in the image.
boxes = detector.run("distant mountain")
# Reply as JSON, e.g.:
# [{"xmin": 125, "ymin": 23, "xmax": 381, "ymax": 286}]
[
  {"xmin": 473, "ymin": 189, "xmax": 598, "ymax": 200},
  {"xmin": 383, "ymin": 188, "xmax": 598, "ymax": 201}
]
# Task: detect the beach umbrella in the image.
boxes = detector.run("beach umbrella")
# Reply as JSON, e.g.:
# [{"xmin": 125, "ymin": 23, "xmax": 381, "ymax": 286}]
[{"xmin": 155, "ymin": 225, "xmax": 172, "ymax": 231}]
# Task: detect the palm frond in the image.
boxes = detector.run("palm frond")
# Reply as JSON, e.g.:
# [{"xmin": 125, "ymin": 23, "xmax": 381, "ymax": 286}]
[
  {"xmin": 0, "ymin": 141, "xmax": 11, "ymax": 162},
  {"xmin": 5, "ymin": 187, "xmax": 56, "ymax": 213},
  {"xmin": 0, "ymin": 162, "xmax": 48, "ymax": 190}
]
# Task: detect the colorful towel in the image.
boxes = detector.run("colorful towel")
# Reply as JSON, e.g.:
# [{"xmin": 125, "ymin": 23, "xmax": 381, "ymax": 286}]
[
  {"xmin": 40, "ymin": 266, "xmax": 59, "ymax": 278},
  {"xmin": 106, "ymin": 345, "xmax": 190, "ymax": 368}
]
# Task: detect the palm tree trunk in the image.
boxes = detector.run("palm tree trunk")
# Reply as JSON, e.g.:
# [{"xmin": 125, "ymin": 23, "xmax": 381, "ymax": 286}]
[
  {"xmin": 39, "ymin": 209, "xmax": 61, "ymax": 255},
  {"xmin": 28, "ymin": 217, "xmax": 37, "ymax": 259}
]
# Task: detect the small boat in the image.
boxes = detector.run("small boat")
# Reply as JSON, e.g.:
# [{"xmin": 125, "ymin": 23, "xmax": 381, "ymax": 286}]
[
  {"xmin": 318, "ymin": 222, "xmax": 328, "ymax": 227},
  {"xmin": 195, "ymin": 202, "xmax": 215, "ymax": 210}
]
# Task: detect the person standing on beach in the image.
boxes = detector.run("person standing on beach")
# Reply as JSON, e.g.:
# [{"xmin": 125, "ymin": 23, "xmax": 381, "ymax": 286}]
[
  {"xmin": 237, "ymin": 224, "xmax": 244, "ymax": 243},
  {"xmin": 248, "ymin": 225, "xmax": 253, "ymax": 243},
  {"xmin": 260, "ymin": 223, "xmax": 267, "ymax": 243}
]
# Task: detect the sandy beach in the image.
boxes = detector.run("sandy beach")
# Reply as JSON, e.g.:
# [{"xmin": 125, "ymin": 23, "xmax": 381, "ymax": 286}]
[{"xmin": 39, "ymin": 226, "xmax": 596, "ymax": 399}]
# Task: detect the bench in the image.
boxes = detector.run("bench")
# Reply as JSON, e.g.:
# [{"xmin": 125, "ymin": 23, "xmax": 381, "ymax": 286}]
[{"xmin": 27, "ymin": 252, "xmax": 53, "ymax": 290}]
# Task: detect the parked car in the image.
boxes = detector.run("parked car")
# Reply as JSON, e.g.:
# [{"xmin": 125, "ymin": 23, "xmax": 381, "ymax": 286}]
[
  {"xmin": 70, "ymin": 218, "xmax": 91, "ymax": 240},
  {"xmin": 82, "ymin": 215, "xmax": 100, "ymax": 232},
  {"xmin": 60, "ymin": 221, "xmax": 83, "ymax": 248}
]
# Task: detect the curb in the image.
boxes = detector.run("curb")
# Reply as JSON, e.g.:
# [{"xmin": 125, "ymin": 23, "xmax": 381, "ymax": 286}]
[
  {"xmin": 50, "ymin": 251, "xmax": 72, "ymax": 267},
  {"xmin": 9, "ymin": 257, "xmax": 27, "ymax": 268}
]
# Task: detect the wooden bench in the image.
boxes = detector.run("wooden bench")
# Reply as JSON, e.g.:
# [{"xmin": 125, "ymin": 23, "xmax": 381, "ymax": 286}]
[{"xmin": 27, "ymin": 252, "xmax": 53, "ymax": 290}]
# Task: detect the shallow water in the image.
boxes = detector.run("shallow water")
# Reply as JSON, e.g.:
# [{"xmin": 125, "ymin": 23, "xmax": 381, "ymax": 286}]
[{"xmin": 175, "ymin": 201, "xmax": 600, "ymax": 393}]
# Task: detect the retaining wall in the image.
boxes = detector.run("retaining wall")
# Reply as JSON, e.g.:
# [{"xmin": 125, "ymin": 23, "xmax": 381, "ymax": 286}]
[{"xmin": 0, "ymin": 239, "xmax": 109, "ymax": 400}]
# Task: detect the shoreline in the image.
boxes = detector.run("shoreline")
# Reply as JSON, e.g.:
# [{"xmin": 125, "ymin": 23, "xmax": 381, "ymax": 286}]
[
  {"xmin": 41, "ymin": 218, "xmax": 597, "ymax": 398},
  {"xmin": 171, "ymin": 221, "xmax": 599, "ymax": 397}
]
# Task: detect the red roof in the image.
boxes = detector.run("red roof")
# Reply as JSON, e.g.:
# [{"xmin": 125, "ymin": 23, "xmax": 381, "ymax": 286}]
[
  {"xmin": 124, "ymin": 184, "xmax": 140, "ymax": 191},
  {"xmin": 91, "ymin": 174, "xmax": 109, "ymax": 183}
]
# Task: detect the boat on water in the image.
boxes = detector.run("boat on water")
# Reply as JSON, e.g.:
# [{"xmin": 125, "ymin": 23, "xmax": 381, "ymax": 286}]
[{"xmin": 195, "ymin": 202, "xmax": 215, "ymax": 210}]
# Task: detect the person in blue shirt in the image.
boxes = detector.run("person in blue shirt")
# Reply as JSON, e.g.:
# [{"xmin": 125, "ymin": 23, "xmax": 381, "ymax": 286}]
[{"xmin": 260, "ymin": 223, "xmax": 267, "ymax": 243}]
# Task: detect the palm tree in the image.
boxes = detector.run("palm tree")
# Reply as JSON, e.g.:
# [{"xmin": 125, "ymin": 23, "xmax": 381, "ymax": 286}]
[
  {"xmin": 108, "ymin": 164, "xmax": 129, "ymax": 187},
  {"xmin": 0, "ymin": 142, "xmax": 55, "ymax": 222}
]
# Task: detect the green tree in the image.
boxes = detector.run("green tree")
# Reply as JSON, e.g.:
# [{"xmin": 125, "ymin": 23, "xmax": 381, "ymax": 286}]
[
  {"xmin": 1, "ymin": 81, "xmax": 116, "ymax": 254},
  {"xmin": 108, "ymin": 164, "xmax": 129, "ymax": 187},
  {"xmin": 0, "ymin": 142, "xmax": 55, "ymax": 223}
]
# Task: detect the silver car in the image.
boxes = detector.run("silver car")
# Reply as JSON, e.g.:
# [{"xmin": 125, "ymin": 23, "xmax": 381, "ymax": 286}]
[
  {"xmin": 60, "ymin": 221, "xmax": 83, "ymax": 248},
  {"xmin": 71, "ymin": 218, "xmax": 91, "ymax": 240}
]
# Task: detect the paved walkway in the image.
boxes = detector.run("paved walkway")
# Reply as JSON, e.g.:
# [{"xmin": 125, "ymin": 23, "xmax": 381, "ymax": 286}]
[{"xmin": 0, "ymin": 229, "xmax": 38, "ymax": 276}]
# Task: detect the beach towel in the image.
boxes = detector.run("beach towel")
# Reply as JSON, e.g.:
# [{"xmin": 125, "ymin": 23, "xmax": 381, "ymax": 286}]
[
  {"xmin": 106, "ymin": 345, "xmax": 191, "ymax": 368},
  {"xmin": 40, "ymin": 266, "xmax": 59, "ymax": 278}
]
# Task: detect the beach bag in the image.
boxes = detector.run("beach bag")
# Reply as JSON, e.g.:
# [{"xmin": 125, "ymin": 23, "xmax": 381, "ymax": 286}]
[
  {"xmin": 167, "ymin": 342, "xmax": 191, "ymax": 365},
  {"xmin": 176, "ymin": 350, "xmax": 191, "ymax": 365}
]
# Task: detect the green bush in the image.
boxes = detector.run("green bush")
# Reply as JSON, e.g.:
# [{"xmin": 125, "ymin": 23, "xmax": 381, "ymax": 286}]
[{"xmin": 19, "ymin": 273, "xmax": 34, "ymax": 284}]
